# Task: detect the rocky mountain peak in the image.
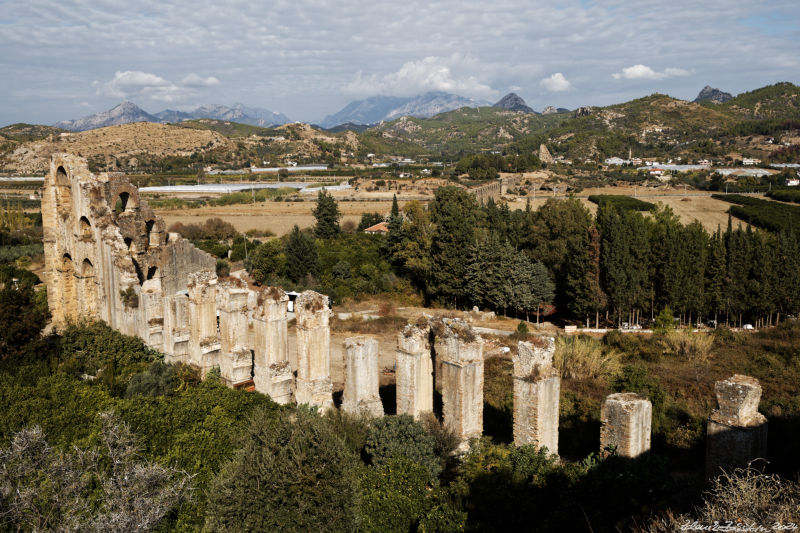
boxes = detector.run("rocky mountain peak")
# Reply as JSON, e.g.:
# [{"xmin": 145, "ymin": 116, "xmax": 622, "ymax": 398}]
[
  {"xmin": 493, "ymin": 93, "xmax": 535, "ymax": 113},
  {"xmin": 694, "ymin": 86, "xmax": 733, "ymax": 104}
]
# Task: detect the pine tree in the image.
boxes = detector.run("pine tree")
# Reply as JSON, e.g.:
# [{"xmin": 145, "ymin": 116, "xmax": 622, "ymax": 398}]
[
  {"xmin": 385, "ymin": 194, "xmax": 404, "ymax": 264},
  {"xmin": 312, "ymin": 190, "xmax": 341, "ymax": 239}
]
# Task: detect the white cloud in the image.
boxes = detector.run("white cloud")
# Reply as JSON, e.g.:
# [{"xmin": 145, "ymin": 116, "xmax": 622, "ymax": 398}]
[
  {"xmin": 93, "ymin": 70, "xmax": 220, "ymax": 103},
  {"xmin": 181, "ymin": 73, "xmax": 221, "ymax": 87},
  {"xmin": 539, "ymin": 72, "xmax": 573, "ymax": 92},
  {"xmin": 343, "ymin": 55, "xmax": 496, "ymax": 98},
  {"xmin": 612, "ymin": 64, "xmax": 690, "ymax": 80}
]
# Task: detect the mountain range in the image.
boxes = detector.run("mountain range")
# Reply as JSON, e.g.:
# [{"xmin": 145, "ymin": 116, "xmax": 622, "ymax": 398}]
[
  {"xmin": 319, "ymin": 91, "xmax": 489, "ymax": 128},
  {"xmin": 54, "ymin": 102, "xmax": 291, "ymax": 132}
]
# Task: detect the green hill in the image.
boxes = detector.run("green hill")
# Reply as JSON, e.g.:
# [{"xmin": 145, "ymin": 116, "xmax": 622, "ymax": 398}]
[
  {"xmin": 713, "ymin": 82, "xmax": 800, "ymax": 119},
  {"xmin": 176, "ymin": 119, "xmax": 280, "ymax": 138}
]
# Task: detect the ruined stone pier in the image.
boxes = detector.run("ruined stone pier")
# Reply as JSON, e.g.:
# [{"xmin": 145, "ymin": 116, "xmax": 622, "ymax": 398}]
[
  {"xmin": 252, "ymin": 287, "xmax": 293, "ymax": 404},
  {"xmin": 342, "ymin": 337, "xmax": 383, "ymax": 417},
  {"xmin": 294, "ymin": 291, "xmax": 334, "ymax": 409},
  {"xmin": 706, "ymin": 374, "xmax": 768, "ymax": 478},
  {"xmin": 395, "ymin": 324, "xmax": 434, "ymax": 419},
  {"xmin": 600, "ymin": 393, "xmax": 652, "ymax": 458},
  {"xmin": 187, "ymin": 271, "xmax": 221, "ymax": 376},
  {"xmin": 434, "ymin": 321, "xmax": 484, "ymax": 449},
  {"xmin": 513, "ymin": 339, "xmax": 560, "ymax": 455}
]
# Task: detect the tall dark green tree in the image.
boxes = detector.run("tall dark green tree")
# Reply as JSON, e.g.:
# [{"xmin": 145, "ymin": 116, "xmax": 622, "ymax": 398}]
[
  {"xmin": 705, "ymin": 227, "xmax": 727, "ymax": 325},
  {"xmin": 429, "ymin": 187, "xmax": 477, "ymax": 306},
  {"xmin": 284, "ymin": 225, "xmax": 318, "ymax": 283},
  {"xmin": 312, "ymin": 190, "xmax": 341, "ymax": 239},
  {"xmin": 385, "ymin": 194, "xmax": 404, "ymax": 265}
]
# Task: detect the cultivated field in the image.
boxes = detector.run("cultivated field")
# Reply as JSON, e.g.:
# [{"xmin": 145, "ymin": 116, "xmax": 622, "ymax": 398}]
[{"xmin": 153, "ymin": 185, "xmax": 745, "ymax": 236}]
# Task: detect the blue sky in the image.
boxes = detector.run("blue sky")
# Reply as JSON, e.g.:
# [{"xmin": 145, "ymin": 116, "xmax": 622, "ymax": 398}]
[{"xmin": 1, "ymin": 0, "xmax": 799, "ymax": 126}]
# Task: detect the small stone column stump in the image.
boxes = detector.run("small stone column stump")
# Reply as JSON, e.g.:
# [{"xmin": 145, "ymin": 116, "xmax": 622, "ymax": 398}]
[
  {"xmin": 600, "ymin": 393, "xmax": 652, "ymax": 458},
  {"xmin": 706, "ymin": 374, "xmax": 768, "ymax": 478}
]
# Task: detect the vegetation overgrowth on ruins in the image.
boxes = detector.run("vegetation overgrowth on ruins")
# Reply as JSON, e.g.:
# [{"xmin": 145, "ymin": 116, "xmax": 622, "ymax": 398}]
[{"xmin": 2, "ymin": 284, "xmax": 800, "ymax": 530}]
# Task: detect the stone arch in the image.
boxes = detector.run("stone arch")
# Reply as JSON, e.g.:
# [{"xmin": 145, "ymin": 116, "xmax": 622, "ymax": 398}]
[
  {"xmin": 115, "ymin": 191, "xmax": 131, "ymax": 214},
  {"xmin": 55, "ymin": 166, "xmax": 72, "ymax": 216},
  {"xmin": 58, "ymin": 253, "xmax": 78, "ymax": 321},
  {"xmin": 146, "ymin": 265, "xmax": 158, "ymax": 280},
  {"xmin": 78, "ymin": 216, "xmax": 93, "ymax": 240},
  {"xmin": 80, "ymin": 258, "xmax": 98, "ymax": 318},
  {"xmin": 145, "ymin": 219, "xmax": 158, "ymax": 248}
]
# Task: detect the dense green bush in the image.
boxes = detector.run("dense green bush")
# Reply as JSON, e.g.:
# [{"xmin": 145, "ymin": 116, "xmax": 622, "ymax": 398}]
[
  {"xmin": 365, "ymin": 415, "xmax": 442, "ymax": 481},
  {"xmin": 205, "ymin": 407, "xmax": 360, "ymax": 532},
  {"xmin": 588, "ymin": 194, "xmax": 655, "ymax": 211}
]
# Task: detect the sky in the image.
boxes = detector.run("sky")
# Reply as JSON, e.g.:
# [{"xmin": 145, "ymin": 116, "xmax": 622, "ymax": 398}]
[{"xmin": 1, "ymin": 0, "xmax": 799, "ymax": 126}]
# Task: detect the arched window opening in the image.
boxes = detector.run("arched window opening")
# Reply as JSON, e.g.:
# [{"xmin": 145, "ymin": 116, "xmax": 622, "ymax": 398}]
[
  {"xmin": 55, "ymin": 166, "xmax": 72, "ymax": 215},
  {"xmin": 79, "ymin": 216, "xmax": 92, "ymax": 240},
  {"xmin": 145, "ymin": 219, "xmax": 158, "ymax": 248},
  {"xmin": 59, "ymin": 254, "xmax": 78, "ymax": 320},
  {"xmin": 80, "ymin": 259, "xmax": 98, "ymax": 318},
  {"xmin": 115, "ymin": 192, "xmax": 130, "ymax": 214},
  {"xmin": 146, "ymin": 266, "xmax": 158, "ymax": 280}
]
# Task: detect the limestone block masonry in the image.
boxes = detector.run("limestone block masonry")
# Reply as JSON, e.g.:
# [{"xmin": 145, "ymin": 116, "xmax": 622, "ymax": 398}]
[
  {"xmin": 434, "ymin": 321, "xmax": 484, "ymax": 449},
  {"xmin": 342, "ymin": 337, "xmax": 384, "ymax": 417},
  {"xmin": 395, "ymin": 325, "xmax": 434, "ymax": 419},
  {"xmin": 294, "ymin": 291, "xmax": 334, "ymax": 409},
  {"xmin": 513, "ymin": 339, "xmax": 560, "ymax": 456},
  {"xmin": 706, "ymin": 374, "xmax": 768, "ymax": 478},
  {"xmin": 40, "ymin": 154, "xmax": 322, "ymax": 405},
  {"xmin": 600, "ymin": 393, "xmax": 652, "ymax": 458}
]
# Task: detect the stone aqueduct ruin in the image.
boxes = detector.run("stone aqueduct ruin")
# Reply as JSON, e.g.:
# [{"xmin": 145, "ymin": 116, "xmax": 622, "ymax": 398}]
[{"xmin": 43, "ymin": 154, "xmax": 767, "ymax": 468}]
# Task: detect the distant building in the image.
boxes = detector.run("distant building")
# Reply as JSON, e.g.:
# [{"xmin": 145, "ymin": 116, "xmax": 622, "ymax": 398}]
[
  {"xmin": 787, "ymin": 179, "xmax": 800, "ymax": 187},
  {"xmin": 742, "ymin": 158, "xmax": 761, "ymax": 166},
  {"xmin": 649, "ymin": 168, "xmax": 665, "ymax": 177},
  {"xmin": 604, "ymin": 157, "xmax": 628, "ymax": 166},
  {"xmin": 363, "ymin": 222, "xmax": 389, "ymax": 235}
]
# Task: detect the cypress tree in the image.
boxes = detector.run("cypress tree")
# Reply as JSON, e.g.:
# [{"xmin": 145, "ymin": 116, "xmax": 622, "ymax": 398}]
[
  {"xmin": 312, "ymin": 190, "xmax": 341, "ymax": 239},
  {"xmin": 285, "ymin": 225, "xmax": 318, "ymax": 283},
  {"xmin": 429, "ymin": 187, "xmax": 477, "ymax": 306}
]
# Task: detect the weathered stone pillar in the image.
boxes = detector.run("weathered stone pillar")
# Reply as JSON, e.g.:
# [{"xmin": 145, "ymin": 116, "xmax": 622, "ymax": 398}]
[
  {"xmin": 252, "ymin": 287, "xmax": 293, "ymax": 404},
  {"xmin": 342, "ymin": 337, "xmax": 384, "ymax": 417},
  {"xmin": 513, "ymin": 339, "xmax": 560, "ymax": 455},
  {"xmin": 395, "ymin": 324, "xmax": 433, "ymax": 419},
  {"xmin": 706, "ymin": 374, "xmax": 768, "ymax": 478},
  {"xmin": 435, "ymin": 323, "xmax": 484, "ymax": 449},
  {"xmin": 294, "ymin": 291, "xmax": 333, "ymax": 409},
  {"xmin": 217, "ymin": 280, "xmax": 254, "ymax": 387},
  {"xmin": 164, "ymin": 292, "xmax": 190, "ymax": 363},
  {"xmin": 187, "ymin": 270, "xmax": 220, "ymax": 376},
  {"xmin": 600, "ymin": 393, "xmax": 652, "ymax": 458}
]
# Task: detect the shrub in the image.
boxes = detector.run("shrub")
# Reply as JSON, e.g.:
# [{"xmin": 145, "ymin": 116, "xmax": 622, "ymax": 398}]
[
  {"xmin": 554, "ymin": 335, "xmax": 621, "ymax": 380},
  {"xmin": 653, "ymin": 306, "xmax": 676, "ymax": 334},
  {"xmin": 647, "ymin": 468, "xmax": 800, "ymax": 531},
  {"xmin": 365, "ymin": 415, "xmax": 442, "ymax": 481},
  {"xmin": 205, "ymin": 407, "xmax": 360, "ymax": 532},
  {"xmin": 358, "ymin": 458, "xmax": 431, "ymax": 532},
  {"xmin": 663, "ymin": 330, "xmax": 714, "ymax": 362},
  {"xmin": 125, "ymin": 360, "xmax": 180, "ymax": 398},
  {"xmin": 510, "ymin": 321, "xmax": 529, "ymax": 342}
]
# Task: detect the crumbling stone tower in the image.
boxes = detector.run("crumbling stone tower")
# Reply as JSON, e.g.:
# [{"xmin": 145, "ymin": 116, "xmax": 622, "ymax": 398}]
[
  {"xmin": 395, "ymin": 324, "xmax": 434, "ymax": 419},
  {"xmin": 342, "ymin": 336, "xmax": 384, "ymax": 417},
  {"xmin": 600, "ymin": 393, "xmax": 652, "ymax": 458},
  {"xmin": 294, "ymin": 291, "xmax": 334, "ymax": 409},
  {"xmin": 434, "ymin": 320, "xmax": 484, "ymax": 449},
  {"xmin": 513, "ymin": 339, "xmax": 560, "ymax": 455},
  {"xmin": 42, "ymin": 154, "xmax": 215, "ymax": 344},
  {"xmin": 706, "ymin": 374, "xmax": 768, "ymax": 478}
]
